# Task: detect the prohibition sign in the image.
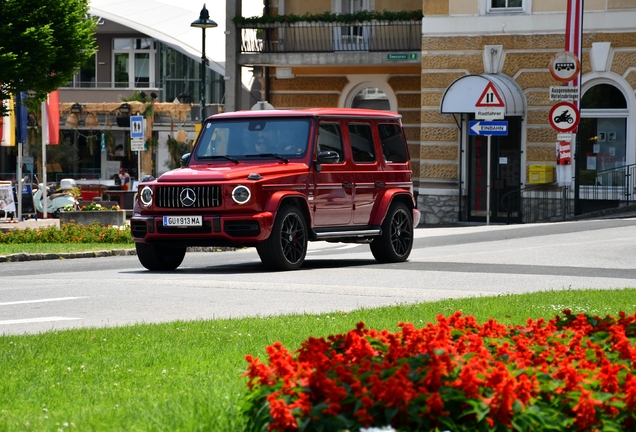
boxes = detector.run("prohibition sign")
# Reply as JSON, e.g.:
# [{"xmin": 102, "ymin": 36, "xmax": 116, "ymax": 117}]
[
  {"xmin": 549, "ymin": 51, "xmax": 580, "ymax": 83},
  {"xmin": 549, "ymin": 101, "xmax": 580, "ymax": 133}
]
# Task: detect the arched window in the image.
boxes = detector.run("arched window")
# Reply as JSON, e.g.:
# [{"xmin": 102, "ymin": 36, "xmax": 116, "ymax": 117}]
[
  {"xmin": 578, "ymin": 83, "xmax": 629, "ymax": 183},
  {"xmin": 350, "ymin": 87, "xmax": 390, "ymax": 110}
]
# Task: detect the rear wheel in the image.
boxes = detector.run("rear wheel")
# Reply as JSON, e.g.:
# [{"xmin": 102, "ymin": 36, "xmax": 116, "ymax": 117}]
[
  {"xmin": 136, "ymin": 242, "xmax": 186, "ymax": 271},
  {"xmin": 370, "ymin": 202, "xmax": 413, "ymax": 263},
  {"xmin": 257, "ymin": 205, "xmax": 307, "ymax": 271}
]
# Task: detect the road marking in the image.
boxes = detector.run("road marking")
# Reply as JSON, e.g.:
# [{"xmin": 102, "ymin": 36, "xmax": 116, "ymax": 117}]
[
  {"xmin": 0, "ymin": 296, "xmax": 88, "ymax": 306},
  {"xmin": 0, "ymin": 317, "xmax": 81, "ymax": 325}
]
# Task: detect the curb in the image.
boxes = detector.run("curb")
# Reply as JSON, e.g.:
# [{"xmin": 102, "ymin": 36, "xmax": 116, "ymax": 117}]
[
  {"xmin": 0, "ymin": 247, "xmax": 233, "ymax": 263},
  {"xmin": 0, "ymin": 249, "xmax": 137, "ymax": 263}
]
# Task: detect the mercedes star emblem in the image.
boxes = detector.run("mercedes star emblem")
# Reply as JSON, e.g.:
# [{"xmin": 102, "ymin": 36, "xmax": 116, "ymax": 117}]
[{"xmin": 179, "ymin": 188, "xmax": 196, "ymax": 207}]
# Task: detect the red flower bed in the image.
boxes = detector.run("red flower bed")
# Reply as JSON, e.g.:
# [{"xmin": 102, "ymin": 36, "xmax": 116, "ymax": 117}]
[{"xmin": 242, "ymin": 311, "xmax": 636, "ymax": 431}]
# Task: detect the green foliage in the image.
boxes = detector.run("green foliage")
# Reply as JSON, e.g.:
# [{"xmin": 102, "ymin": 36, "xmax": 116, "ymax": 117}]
[
  {"xmin": 0, "ymin": 222, "xmax": 132, "ymax": 244},
  {"xmin": 0, "ymin": 0, "xmax": 97, "ymax": 114},
  {"xmin": 165, "ymin": 136, "xmax": 191, "ymax": 170},
  {"xmin": 233, "ymin": 9, "xmax": 424, "ymax": 25}
]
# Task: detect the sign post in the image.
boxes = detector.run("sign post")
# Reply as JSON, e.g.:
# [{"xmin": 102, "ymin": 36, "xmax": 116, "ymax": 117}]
[
  {"xmin": 473, "ymin": 82, "xmax": 506, "ymax": 225},
  {"xmin": 130, "ymin": 115, "xmax": 144, "ymax": 183}
]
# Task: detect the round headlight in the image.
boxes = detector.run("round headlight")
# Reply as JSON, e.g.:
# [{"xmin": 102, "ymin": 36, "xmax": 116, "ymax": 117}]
[
  {"xmin": 231, "ymin": 185, "xmax": 251, "ymax": 205},
  {"xmin": 140, "ymin": 186, "xmax": 153, "ymax": 206}
]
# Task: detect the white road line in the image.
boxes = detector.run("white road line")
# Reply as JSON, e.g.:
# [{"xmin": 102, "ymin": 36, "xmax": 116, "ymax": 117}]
[
  {"xmin": 0, "ymin": 317, "xmax": 81, "ymax": 325},
  {"xmin": 0, "ymin": 297, "xmax": 88, "ymax": 306}
]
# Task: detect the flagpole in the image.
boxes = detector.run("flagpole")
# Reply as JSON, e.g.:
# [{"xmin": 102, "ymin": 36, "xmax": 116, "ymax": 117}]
[{"xmin": 41, "ymin": 101, "xmax": 48, "ymax": 218}]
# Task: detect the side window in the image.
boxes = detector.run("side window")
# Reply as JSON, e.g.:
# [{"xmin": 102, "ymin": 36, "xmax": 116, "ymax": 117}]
[
  {"xmin": 348, "ymin": 123, "xmax": 376, "ymax": 163},
  {"xmin": 317, "ymin": 123, "xmax": 344, "ymax": 164},
  {"xmin": 378, "ymin": 123, "xmax": 408, "ymax": 163}
]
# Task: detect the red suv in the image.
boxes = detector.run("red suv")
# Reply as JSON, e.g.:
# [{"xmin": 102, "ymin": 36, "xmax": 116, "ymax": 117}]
[{"xmin": 131, "ymin": 108, "xmax": 420, "ymax": 271}]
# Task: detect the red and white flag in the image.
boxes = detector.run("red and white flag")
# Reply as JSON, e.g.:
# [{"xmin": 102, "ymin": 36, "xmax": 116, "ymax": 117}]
[{"xmin": 42, "ymin": 89, "xmax": 60, "ymax": 145}]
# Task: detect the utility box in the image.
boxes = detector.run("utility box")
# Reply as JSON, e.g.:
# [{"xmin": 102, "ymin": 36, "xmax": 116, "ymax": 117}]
[{"xmin": 529, "ymin": 165, "xmax": 554, "ymax": 184}]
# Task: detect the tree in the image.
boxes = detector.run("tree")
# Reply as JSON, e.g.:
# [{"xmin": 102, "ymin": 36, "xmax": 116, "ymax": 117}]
[{"xmin": 0, "ymin": 0, "xmax": 97, "ymax": 115}]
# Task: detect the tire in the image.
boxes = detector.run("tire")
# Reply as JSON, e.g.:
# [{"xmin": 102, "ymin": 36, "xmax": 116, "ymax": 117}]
[
  {"xmin": 136, "ymin": 242, "xmax": 186, "ymax": 271},
  {"xmin": 256, "ymin": 205, "xmax": 308, "ymax": 271},
  {"xmin": 370, "ymin": 202, "xmax": 413, "ymax": 263}
]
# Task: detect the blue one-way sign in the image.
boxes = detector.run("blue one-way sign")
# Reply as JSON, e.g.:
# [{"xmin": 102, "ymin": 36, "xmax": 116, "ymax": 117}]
[{"xmin": 469, "ymin": 120, "xmax": 508, "ymax": 136}]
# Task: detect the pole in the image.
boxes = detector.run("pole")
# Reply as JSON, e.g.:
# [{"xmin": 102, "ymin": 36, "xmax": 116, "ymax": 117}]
[
  {"xmin": 41, "ymin": 101, "xmax": 48, "ymax": 219},
  {"xmin": 200, "ymin": 27, "xmax": 206, "ymax": 124},
  {"xmin": 17, "ymin": 143, "xmax": 23, "ymax": 221},
  {"xmin": 486, "ymin": 135, "xmax": 492, "ymax": 226}
]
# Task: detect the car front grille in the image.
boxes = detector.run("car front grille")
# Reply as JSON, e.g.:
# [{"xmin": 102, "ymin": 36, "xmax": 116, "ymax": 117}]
[{"xmin": 155, "ymin": 186, "xmax": 222, "ymax": 208}]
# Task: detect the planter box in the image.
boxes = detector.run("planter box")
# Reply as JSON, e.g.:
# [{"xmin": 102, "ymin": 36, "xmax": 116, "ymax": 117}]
[{"xmin": 59, "ymin": 210, "xmax": 126, "ymax": 227}]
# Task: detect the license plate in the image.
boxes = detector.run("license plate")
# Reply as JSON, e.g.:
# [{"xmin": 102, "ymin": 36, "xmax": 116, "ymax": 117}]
[{"xmin": 163, "ymin": 216, "xmax": 202, "ymax": 227}]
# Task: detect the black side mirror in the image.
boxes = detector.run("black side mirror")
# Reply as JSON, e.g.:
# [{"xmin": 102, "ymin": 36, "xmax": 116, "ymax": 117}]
[{"xmin": 180, "ymin": 153, "xmax": 191, "ymax": 167}]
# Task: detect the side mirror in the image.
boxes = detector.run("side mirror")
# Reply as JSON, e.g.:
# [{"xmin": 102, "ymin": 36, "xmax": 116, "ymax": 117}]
[
  {"xmin": 180, "ymin": 153, "xmax": 191, "ymax": 167},
  {"xmin": 316, "ymin": 150, "xmax": 340, "ymax": 164}
]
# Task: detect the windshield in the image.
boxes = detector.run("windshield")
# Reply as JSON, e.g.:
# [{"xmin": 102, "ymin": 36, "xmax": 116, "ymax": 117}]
[{"xmin": 194, "ymin": 118, "xmax": 311, "ymax": 161}]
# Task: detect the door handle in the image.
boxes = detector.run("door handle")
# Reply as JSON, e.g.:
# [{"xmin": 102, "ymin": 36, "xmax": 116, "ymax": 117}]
[
  {"xmin": 342, "ymin": 182, "xmax": 352, "ymax": 188},
  {"xmin": 375, "ymin": 181, "xmax": 385, "ymax": 187}
]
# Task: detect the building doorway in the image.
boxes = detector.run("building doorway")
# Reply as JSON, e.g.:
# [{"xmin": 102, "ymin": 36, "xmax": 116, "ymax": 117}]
[{"xmin": 467, "ymin": 117, "xmax": 522, "ymax": 223}]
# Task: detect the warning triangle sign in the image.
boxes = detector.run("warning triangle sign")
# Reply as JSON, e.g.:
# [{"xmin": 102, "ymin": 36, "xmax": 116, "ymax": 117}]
[{"xmin": 475, "ymin": 82, "xmax": 505, "ymax": 107}]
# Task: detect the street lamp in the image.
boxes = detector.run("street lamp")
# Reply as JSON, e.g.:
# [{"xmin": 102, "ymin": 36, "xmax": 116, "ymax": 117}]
[{"xmin": 191, "ymin": 4, "xmax": 217, "ymax": 124}]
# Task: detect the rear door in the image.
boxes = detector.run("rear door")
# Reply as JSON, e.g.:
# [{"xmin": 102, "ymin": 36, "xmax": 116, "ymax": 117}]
[{"xmin": 311, "ymin": 121, "xmax": 353, "ymax": 226}]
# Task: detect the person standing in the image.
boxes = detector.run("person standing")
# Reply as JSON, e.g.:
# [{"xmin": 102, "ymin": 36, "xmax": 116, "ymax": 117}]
[{"xmin": 119, "ymin": 168, "xmax": 131, "ymax": 190}]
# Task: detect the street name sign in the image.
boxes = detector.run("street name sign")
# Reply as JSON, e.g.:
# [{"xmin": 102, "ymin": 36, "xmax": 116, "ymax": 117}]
[{"xmin": 469, "ymin": 121, "xmax": 508, "ymax": 136}]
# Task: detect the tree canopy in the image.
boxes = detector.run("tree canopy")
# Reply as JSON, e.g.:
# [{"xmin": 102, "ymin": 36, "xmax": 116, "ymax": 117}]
[{"xmin": 0, "ymin": 0, "xmax": 97, "ymax": 114}]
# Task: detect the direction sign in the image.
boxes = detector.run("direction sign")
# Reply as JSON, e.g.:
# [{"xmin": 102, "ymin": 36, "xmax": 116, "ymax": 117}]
[
  {"xmin": 475, "ymin": 82, "xmax": 505, "ymax": 107},
  {"xmin": 549, "ymin": 51, "xmax": 580, "ymax": 83},
  {"xmin": 549, "ymin": 102, "xmax": 580, "ymax": 133},
  {"xmin": 469, "ymin": 121, "xmax": 508, "ymax": 136},
  {"xmin": 130, "ymin": 115, "xmax": 144, "ymax": 139}
]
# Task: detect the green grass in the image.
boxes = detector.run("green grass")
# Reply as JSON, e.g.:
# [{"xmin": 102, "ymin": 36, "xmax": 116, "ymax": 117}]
[
  {"xmin": 1, "ymin": 288, "xmax": 635, "ymax": 431},
  {"xmin": 0, "ymin": 243, "xmax": 134, "ymax": 256}
]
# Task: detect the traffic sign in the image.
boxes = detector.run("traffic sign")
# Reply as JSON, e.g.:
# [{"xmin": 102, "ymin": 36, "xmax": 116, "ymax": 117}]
[
  {"xmin": 130, "ymin": 115, "xmax": 144, "ymax": 139},
  {"xmin": 475, "ymin": 82, "xmax": 505, "ymax": 107},
  {"xmin": 475, "ymin": 107, "xmax": 505, "ymax": 120},
  {"xmin": 131, "ymin": 138, "xmax": 145, "ymax": 151},
  {"xmin": 549, "ymin": 52, "xmax": 580, "ymax": 83},
  {"xmin": 550, "ymin": 86, "xmax": 579, "ymax": 101},
  {"xmin": 469, "ymin": 121, "xmax": 508, "ymax": 136},
  {"xmin": 549, "ymin": 102, "xmax": 580, "ymax": 133}
]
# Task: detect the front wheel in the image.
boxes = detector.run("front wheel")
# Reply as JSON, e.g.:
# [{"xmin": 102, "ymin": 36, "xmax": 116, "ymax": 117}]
[
  {"xmin": 256, "ymin": 205, "xmax": 308, "ymax": 271},
  {"xmin": 370, "ymin": 202, "xmax": 413, "ymax": 263},
  {"xmin": 136, "ymin": 242, "xmax": 186, "ymax": 271}
]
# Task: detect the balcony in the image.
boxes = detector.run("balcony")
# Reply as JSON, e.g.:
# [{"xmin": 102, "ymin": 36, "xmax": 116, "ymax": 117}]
[{"xmin": 240, "ymin": 21, "xmax": 421, "ymax": 53}]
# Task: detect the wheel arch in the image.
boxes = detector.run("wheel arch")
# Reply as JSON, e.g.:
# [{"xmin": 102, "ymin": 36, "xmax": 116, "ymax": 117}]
[
  {"xmin": 264, "ymin": 191, "xmax": 312, "ymax": 230},
  {"xmin": 370, "ymin": 191, "xmax": 414, "ymax": 226}
]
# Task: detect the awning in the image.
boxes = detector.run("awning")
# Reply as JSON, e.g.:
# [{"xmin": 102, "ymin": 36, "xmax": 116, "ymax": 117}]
[{"xmin": 440, "ymin": 74, "xmax": 525, "ymax": 117}]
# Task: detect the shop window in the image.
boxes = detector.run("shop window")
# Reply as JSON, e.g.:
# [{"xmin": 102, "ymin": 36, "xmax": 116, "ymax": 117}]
[
  {"xmin": 113, "ymin": 38, "xmax": 155, "ymax": 88},
  {"xmin": 578, "ymin": 84, "xmax": 628, "ymax": 185}
]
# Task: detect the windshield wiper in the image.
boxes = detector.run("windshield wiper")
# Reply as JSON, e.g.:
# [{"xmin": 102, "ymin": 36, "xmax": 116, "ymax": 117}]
[
  {"xmin": 245, "ymin": 153, "xmax": 289, "ymax": 163},
  {"xmin": 198, "ymin": 155, "xmax": 239, "ymax": 164}
]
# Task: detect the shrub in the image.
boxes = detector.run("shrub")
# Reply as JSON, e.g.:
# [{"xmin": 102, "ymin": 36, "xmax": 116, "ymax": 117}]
[
  {"xmin": 0, "ymin": 222, "xmax": 132, "ymax": 244},
  {"xmin": 242, "ymin": 311, "xmax": 636, "ymax": 431}
]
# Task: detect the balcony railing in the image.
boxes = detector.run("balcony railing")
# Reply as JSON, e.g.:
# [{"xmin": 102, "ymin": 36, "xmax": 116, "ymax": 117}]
[{"xmin": 238, "ymin": 21, "xmax": 421, "ymax": 54}]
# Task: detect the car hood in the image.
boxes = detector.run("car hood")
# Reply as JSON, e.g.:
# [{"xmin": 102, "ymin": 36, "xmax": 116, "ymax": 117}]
[{"xmin": 155, "ymin": 162, "xmax": 309, "ymax": 183}]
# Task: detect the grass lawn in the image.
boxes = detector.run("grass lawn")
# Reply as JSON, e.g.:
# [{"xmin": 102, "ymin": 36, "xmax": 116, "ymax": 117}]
[{"xmin": 1, "ymin": 288, "xmax": 635, "ymax": 431}]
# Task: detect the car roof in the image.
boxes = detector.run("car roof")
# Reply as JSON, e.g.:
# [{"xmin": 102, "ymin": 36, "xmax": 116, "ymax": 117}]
[{"xmin": 210, "ymin": 108, "xmax": 402, "ymax": 120}]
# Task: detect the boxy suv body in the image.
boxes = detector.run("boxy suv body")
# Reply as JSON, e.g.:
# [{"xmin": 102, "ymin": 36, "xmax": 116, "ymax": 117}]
[{"xmin": 131, "ymin": 108, "xmax": 420, "ymax": 271}]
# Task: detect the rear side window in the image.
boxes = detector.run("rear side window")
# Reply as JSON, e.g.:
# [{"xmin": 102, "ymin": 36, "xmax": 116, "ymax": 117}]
[
  {"xmin": 348, "ymin": 123, "xmax": 376, "ymax": 163},
  {"xmin": 317, "ymin": 123, "xmax": 344, "ymax": 163},
  {"xmin": 378, "ymin": 123, "xmax": 408, "ymax": 163}
]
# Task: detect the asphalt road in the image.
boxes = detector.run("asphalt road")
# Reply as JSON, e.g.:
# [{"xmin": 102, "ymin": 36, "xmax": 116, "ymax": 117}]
[{"xmin": 2, "ymin": 218, "xmax": 636, "ymax": 335}]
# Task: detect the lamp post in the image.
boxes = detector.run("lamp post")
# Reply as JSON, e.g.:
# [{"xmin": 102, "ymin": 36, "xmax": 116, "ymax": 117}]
[{"xmin": 191, "ymin": 4, "xmax": 217, "ymax": 124}]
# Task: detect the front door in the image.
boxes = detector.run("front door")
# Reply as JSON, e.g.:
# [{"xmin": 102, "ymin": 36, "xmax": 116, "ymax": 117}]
[{"xmin": 467, "ymin": 117, "xmax": 522, "ymax": 223}]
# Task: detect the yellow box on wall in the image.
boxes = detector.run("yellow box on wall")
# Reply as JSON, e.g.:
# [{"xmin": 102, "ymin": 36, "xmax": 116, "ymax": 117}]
[{"xmin": 528, "ymin": 165, "xmax": 554, "ymax": 184}]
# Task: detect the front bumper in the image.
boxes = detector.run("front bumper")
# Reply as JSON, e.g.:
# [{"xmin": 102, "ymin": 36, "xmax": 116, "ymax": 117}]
[{"xmin": 131, "ymin": 211, "xmax": 275, "ymax": 245}]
